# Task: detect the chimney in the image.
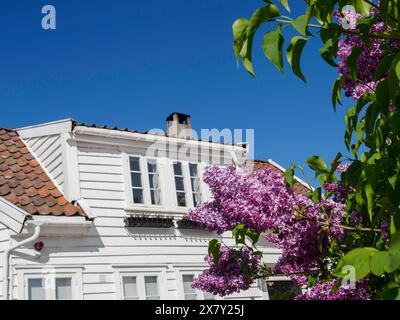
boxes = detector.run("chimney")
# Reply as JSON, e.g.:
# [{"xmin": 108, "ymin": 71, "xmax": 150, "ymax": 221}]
[{"xmin": 166, "ymin": 112, "xmax": 193, "ymax": 139}]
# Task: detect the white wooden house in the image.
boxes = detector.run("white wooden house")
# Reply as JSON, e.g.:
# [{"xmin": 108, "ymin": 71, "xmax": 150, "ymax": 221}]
[{"xmin": 0, "ymin": 113, "xmax": 303, "ymax": 300}]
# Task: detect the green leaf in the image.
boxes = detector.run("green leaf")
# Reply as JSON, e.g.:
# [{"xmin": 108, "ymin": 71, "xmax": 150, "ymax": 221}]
[
  {"xmin": 279, "ymin": 0, "xmax": 290, "ymax": 12},
  {"xmin": 331, "ymin": 77, "xmax": 343, "ymax": 111},
  {"xmin": 334, "ymin": 247, "xmax": 379, "ymax": 280},
  {"xmin": 239, "ymin": 4, "xmax": 281, "ymax": 77},
  {"xmin": 232, "ymin": 18, "xmax": 249, "ymax": 63},
  {"xmin": 385, "ymin": 251, "xmax": 400, "ymax": 273},
  {"xmin": 388, "ymin": 53, "xmax": 400, "ymax": 104},
  {"xmin": 307, "ymin": 155, "xmax": 329, "ymax": 174},
  {"xmin": 371, "ymin": 251, "xmax": 390, "ymax": 276},
  {"xmin": 262, "ymin": 27, "xmax": 285, "ymax": 74},
  {"xmin": 355, "ymin": 0, "xmax": 373, "ymax": 17},
  {"xmin": 346, "ymin": 47, "xmax": 362, "ymax": 81},
  {"xmin": 246, "ymin": 230, "xmax": 261, "ymax": 246},
  {"xmin": 292, "ymin": 15, "xmax": 309, "ymax": 36},
  {"xmin": 284, "ymin": 163, "xmax": 296, "ymax": 186},
  {"xmin": 375, "ymin": 54, "xmax": 394, "ymax": 80},
  {"xmin": 390, "ymin": 111, "xmax": 400, "ymax": 136},
  {"xmin": 232, "ymin": 224, "xmax": 246, "ymax": 244},
  {"xmin": 378, "ymin": 282, "xmax": 400, "ymax": 300},
  {"xmin": 320, "ymin": 39, "xmax": 338, "ymax": 68},
  {"xmin": 208, "ymin": 239, "xmax": 221, "ymax": 268},
  {"xmin": 365, "ymin": 182, "xmax": 374, "ymax": 222},
  {"xmin": 286, "ymin": 36, "xmax": 308, "ymax": 82}
]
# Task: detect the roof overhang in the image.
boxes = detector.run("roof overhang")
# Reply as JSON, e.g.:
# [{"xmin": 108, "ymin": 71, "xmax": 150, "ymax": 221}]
[{"xmin": 16, "ymin": 215, "xmax": 92, "ymax": 238}]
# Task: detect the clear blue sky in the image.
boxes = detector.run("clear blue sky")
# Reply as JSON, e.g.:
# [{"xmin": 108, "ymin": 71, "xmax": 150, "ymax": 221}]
[{"xmin": 0, "ymin": 0, "xmax": 351, "ymax": 179}]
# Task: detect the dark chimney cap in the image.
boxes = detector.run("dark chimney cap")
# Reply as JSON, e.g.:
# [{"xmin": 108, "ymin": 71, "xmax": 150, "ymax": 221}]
[{"xmin": 166, "ymin": 112, "xmax": 191, "ymax": 123}]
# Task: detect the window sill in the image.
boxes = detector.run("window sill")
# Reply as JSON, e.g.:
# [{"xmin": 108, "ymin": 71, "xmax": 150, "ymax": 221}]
[{"xmin": 125, "ymin": 205, "xmax": 189, "ymax": 215}]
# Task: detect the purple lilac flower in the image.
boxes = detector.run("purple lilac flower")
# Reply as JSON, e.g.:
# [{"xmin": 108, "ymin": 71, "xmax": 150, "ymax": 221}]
[
  {"xmin": 191, "ymin": 247, "xmax": 260, "ymax": 296},
  {"xmin": 295, "ymin": 279, "xmax": 371, "ymax": 300}
]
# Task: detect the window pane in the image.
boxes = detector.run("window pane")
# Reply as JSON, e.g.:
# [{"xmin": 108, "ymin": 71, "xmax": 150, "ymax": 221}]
[
  {"xmin": 28, "ymin": 278, "xmax": 45, "ymax": 300},
  {"xmin": 56, "ymin": 278, "xmax": 72, "ymax": 300},
  {"xmin": 132, "ymin": 189, "xmax": 144, "ymax": 204},
  {"xmin": 150, "ymin": 190, "xmax": 161, "ymax": 206},
  {"xmin": 149, "ymin": 174, "xmax": 159, "ymax": 189},
  {"xmin": 147, "ymin": 161, "xmax": 157, "ymax": 173},
  {"xmin": 191, "ymin": 178, "xmax": 201, "ymax": 193},
  {"xmin": 266, "ymin": 280, "xmax": 302, "ymax": 300},
  {"xmin": 173, "ymin": 162, "xmax": 182, "ymax": 176},
  {"xmin": 177, "ymin": 192, "xmax": 186, "ymax": 207},
  {"xmin": 130, "ymin": 157, "xmax": 141, "ymax": 172},
  {"xmin": 193, "ymin": 193, "xmax": 202, "ymax": 207},
  {"xmin": 123, "ymin": 277, "xmax": 138, "ymax": 300},
  {"xmin": 131, "ymin": 173, "xmax": 142, "ymax": 188},
  {"xmin": 145, "ymin": 276, "xmax": 159, "ymax": 300},
  {"xmin": 183, "ymin": 275, "xmax": 196, "ymax": 300},
  {"xmin": 175, "ymin": 177, "xmax": 184, "ymax": 191},
  {"xmin": 189, "ymin": 164, "xmax": 198, "ymax": 177}
]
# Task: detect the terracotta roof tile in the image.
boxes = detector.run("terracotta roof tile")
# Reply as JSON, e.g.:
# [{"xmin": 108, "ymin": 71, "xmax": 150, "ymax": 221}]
[
  {"xmin": 0, "ymin": 128, "xmax": 86, "ymax": 217},
  {"xmin": 245, "ymin": 160, "xmax": 310, "ymax": 196}
]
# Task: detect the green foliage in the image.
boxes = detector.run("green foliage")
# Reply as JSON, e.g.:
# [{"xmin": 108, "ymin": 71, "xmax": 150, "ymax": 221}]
[{"xmin": 230, "ymin": 0, "xmax": 400, "ymax": 299}]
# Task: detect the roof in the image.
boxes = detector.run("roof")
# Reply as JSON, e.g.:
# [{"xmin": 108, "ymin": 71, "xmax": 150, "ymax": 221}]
[
  {"xmin": 0, "ymin": 128, "xmax": 86, "ymax": 217},
  {"xmin": 71, "ymin": 119, "xmax": 246, "ymax": 148},
  {"xmin": 244, "ymin": 159, "xmax": 310, "ymax": 196}
]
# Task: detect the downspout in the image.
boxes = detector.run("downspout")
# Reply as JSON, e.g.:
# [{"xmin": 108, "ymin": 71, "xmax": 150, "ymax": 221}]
[{"xmin": 3, "ymin": 223, "xmax": 46, "ymax": 300}]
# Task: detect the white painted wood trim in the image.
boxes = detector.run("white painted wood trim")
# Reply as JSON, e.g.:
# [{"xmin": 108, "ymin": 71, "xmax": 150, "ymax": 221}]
[
  {"xmin": 63, "ymin": 134, "xmax": 81, "ymax": 201},
  {"xmin": 17, "ymin": 119, "xmax": 73, "ymax": 139},
  {"xmin": 0, "ymin": 198, "xmax": 27, "ymax": 233}
]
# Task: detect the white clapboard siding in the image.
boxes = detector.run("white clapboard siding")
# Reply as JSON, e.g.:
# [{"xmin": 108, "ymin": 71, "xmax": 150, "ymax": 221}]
[
  {"xmin": 0, "ymin": 225, "xmax": 10, "ymax": 299},
  {"xmin": 4, "ymin": 138, "xmax": 272, "ymax": 301},
  {"xmin": 23, "ymin": 134, "xmax": 64, "ymax": 187}
]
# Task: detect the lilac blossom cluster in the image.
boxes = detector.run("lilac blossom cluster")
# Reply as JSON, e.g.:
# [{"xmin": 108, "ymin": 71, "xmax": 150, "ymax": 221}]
[
  {"xmin": 294, "ymin": 279, "xmax": 371, "ymax": 300},
  {"xmin": 189, "ymin": 165, "xmax": 357, "ymax": 297},
  {"xmin": 191, "ymin": 246, "xmax": 260, "ymax": 296},
  {"xmin": 333, "ymin": 7, "xmax": 395, "ymax": 99}
]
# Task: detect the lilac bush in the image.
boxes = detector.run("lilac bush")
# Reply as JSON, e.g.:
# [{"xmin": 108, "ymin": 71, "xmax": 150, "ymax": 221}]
[{"xmin": 190, "ymin": 0, "xmax": 400, "ymax": 300}]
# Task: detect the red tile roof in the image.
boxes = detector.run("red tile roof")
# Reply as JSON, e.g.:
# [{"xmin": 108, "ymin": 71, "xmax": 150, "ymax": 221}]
[
  {"xmin": 0, "ymin": 128, "xmax": 86, "ymax": 217},
  {"xmin": 244, "ymin": 160, "xmax": 310, "ymax": 196}
]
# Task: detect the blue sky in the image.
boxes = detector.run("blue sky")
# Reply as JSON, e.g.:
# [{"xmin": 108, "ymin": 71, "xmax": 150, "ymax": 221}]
[{"xmin": 0, "ymin": 1, "xmax": 351, "ymax": 179}]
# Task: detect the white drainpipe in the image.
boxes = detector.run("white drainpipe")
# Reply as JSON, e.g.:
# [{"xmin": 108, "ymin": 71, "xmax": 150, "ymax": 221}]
[{"xmin": 3, "ymin": 222, "xmax": 46, "ymax": 300}]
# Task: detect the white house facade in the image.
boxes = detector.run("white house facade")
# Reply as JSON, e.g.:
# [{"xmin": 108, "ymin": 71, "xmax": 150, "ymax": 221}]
[{"xmin": 0, "ymin": 113, "xmax": 303, "ymax": 300}]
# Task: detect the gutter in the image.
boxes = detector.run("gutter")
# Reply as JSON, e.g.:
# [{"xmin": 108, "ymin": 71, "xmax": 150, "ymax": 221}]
[{"xmin": 3, "ymin": 222, "xmax": 47, "ymax": 300}]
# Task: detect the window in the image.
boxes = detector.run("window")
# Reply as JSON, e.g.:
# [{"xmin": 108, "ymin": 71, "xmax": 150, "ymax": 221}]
[
  {"xmin": 147, "ymin": 160, "xmax": 161, "ymax": 205},
  {"xmin": 120, "ymin": 273, "xmax": 162, "ymax": 300},
  {"xmin": 263, "ymin": 280, "xmax": 301, "ymax": 300},
  {"xmin": 173, "ymin": 162, "xmax": 186, "ymax": 207},
  {"xmin": 189, "ymin": 164, "xmax": 202, "ymax": 207},
  {"xmin": 123, "ymin": 276, "xmax": 139, "ymax": 300},
  {"xmin": 144, "ymin": 276, "xmax": 160, "ymax": 300},
  {"xmin": 130, "ymin": 157, "xmax": 144, "ymax": 204},
  {"xmin": 180, "ymin": 273, "xmax": 216, "ymax": 300},
  {"xmin": 28, "ymin": 278, "xmax": 45, "ymax": 300},
  {"xmin": 55, "ymin": 278, "xmax": 72, "ymax": 300},
  {"xmin": 182, "ymin": 275, "xmax": 197, "ymax": 300},
  {"xmin": 26, "ymin": 276, "xmax": 74, "ymax": 300}
]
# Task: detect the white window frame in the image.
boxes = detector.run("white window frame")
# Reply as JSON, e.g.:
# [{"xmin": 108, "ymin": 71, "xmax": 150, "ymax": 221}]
[
  {"xmin": 188, "ymin": 163, "xmax": 203, "ymax": 207},
  {"xmin": 122, "ymin": 153, "xmax": 166, "ymax": 209},
  {"xmin": 114, "ymin": 266, "xmax": 167, "ymax": 300},
  {"xmin": 16, "ymin": 266, "xmax": 83, "ymax": 300},
  {"xmin": 173, "ymin": 161, "xmax": 189, "ymax": 208}
]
